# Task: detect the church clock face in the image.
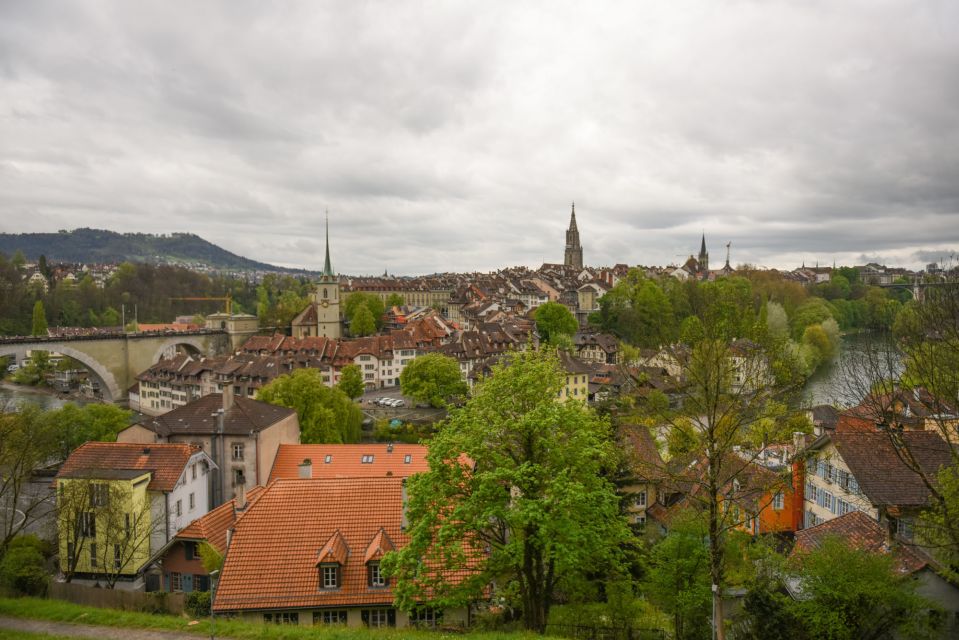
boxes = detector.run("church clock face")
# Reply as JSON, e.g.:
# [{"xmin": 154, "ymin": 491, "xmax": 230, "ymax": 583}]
[{"xmin": 320, "ymin": 300, "xmax": 329, "ymax": 308}]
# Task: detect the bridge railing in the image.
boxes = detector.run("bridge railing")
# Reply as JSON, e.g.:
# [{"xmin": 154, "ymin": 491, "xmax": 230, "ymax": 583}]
[{"xmin": 0, "ymin": 328, "xmax": 227, "ymax": 345}]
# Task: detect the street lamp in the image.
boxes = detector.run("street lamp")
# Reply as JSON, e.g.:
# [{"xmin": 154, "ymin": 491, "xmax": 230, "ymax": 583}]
[{"xmin": 209, "ymin": 568, "xmax": 220, "ymax": 640}]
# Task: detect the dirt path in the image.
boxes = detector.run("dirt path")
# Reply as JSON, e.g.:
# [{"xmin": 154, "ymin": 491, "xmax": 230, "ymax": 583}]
[{"xmin": 0, "ymin": 616, "xmax": 219, "ymax": 640}]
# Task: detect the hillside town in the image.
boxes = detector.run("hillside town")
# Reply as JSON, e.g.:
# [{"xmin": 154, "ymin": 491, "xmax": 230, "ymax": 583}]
[{"xmin": 1, "ymin": 207, "xmax": 958, "ymax": 640}]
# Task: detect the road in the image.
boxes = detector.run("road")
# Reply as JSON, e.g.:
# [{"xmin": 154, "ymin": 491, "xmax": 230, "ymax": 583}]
[
  {"xmin": 358, "ymin": 386, "xmax": 446, "ymax": 424},
  {"xmin": 0, "ymin": 616, "xmax": 212, "ymax": 640}
]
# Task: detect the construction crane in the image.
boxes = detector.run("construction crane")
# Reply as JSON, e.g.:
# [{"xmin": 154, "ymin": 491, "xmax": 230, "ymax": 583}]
[{"xmin": 170, "ymin": 296, "xmax": 233, "ymax": 315}]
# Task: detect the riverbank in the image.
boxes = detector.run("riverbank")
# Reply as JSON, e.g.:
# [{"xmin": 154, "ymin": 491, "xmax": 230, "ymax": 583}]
[{"xmin": 0, "ymin": 381, "xmax": 94, "ymax": 412}]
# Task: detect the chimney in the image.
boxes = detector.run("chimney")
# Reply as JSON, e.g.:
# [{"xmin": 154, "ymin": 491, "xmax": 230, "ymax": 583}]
[
  {"xmin": 235, "ymin": 483, "xmax": 247, "ymax": 512},
  {"xmin": 883, "ymin": 509, "xmax": 898, "ymax": 552},
  {"xmin": 226, "ymin": 527, "xmax": 234, "ymax": 549},
  {"xmin": 387, "ymin": 442, "xmax": 394, "ymax": 453},
  {"xmin": 222, "ymin": 385, "xmax": 235, "ymax": 412},
  {"xmin": 299, "ymin": 458, "xmax": 313, "ymax": 479}
]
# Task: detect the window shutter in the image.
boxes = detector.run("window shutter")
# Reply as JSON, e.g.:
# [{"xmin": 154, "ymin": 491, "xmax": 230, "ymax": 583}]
[
  {"xmin": 361, "ymin": 610, "xmax": 369, "ymax": 626},
  {"xmin": 387, "ymin": 609, "xmax": 396, "ymax": 627}
]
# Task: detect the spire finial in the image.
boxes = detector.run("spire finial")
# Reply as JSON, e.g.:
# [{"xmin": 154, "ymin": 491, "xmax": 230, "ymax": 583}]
[{"xmin": 322, "ymin": 209, "xmax": 334, "ymax": 277}]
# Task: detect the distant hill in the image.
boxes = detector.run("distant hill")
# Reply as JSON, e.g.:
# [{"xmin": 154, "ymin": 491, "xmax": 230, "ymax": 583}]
[{"xmin": 0, "ymin": 228, "xmax": 304, "ymax": 272}]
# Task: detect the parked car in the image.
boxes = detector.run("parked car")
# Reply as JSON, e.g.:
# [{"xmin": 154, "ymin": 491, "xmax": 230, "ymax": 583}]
[
  {"xmin": 6, "ymin": 363, "xmax": 19, "ymax": 373},
  {"xmin": 393, "ymin": 400, "xmax": 406, "ymax": 408}
]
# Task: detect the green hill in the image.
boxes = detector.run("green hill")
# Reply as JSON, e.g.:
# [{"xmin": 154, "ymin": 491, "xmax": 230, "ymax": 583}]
[{"xmin": 0, "ymin": 228, "xmax": 301, "ymax": 272}]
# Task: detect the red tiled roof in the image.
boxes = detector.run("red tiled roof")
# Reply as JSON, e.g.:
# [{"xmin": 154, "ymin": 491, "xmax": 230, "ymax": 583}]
[
  {"xmin": 55, "ymin": 442, "xmax": 198, "ymax": 492},
  {"xmin": 268, "ymin": 443, "xmax": 428, "ymax": 483},
  {"xmin": 363, "ymin": 528, "xmax": 396, "ymax": 563},
  {"xmin": 792, "ymin": 511, "xmax": 929, "ymax": 575},
  {"xmin": 317, "ymin": 530, "xmax": 350, "ymax": 565},
  {"xmin": 213, "ymin": 477, "xmax": 409, "ymax": 611},
  {"xmin": 176, "ymin": 486, "xmax": 265, "ymax": 553}
]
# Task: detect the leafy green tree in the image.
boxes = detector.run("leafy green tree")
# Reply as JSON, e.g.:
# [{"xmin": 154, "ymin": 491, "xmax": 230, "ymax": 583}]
[
  {"xmin": 679, "ymin": 315, "xmax": 706, "ymax": 346},
  {"xmin": 643, "ymin": 511, "xmax": 712, "ymax": 640},
  {"xmin": 790, "ymin": 297, "xmax": 834, "ymax": 340},
  {"xmin": 336, "ymin": 364, "xmax": 365, "ymax": 399},
  {"xmin": 399, "ymin": 353, "xmax": 468, "ymax": 408},
  {"xmin": 385, "ymin": 293, "xmax": 405, "ymax": 308},
  {"xmin": 349, "ymin": 304, "xmax": 377, "ymax": 336},
  {"xmin": 199, "ymin": 541, "xmax": 224, "ymax": 574},
  {"xmin": 790, "ymin": 537, "xmax": 936, "ymax": 640},
  {"xmin": 382, "ymin": 348, "xmax": 630, "ymax": 632},
  {"xmin": 0, "ymin": 535, "xmax": 49, "ymax": 596},
  {"xmin": 344, "ymin": 292, "xmax": 385, "ymax": 329},
  {"xmin": 30, "ymin": 301, "xmax": 47, "ymax": 336},
  {"xmin": 12, "ymin": 350, "xmax": 52, "ymax": 386},
  {"xmin": 257, "ymin": 368, "xmax": 362, "ymax": 443},
  {"xmin": 43, "ymin": 403, "xmax": 131, "ymax": 461},
  {"xmin": 534, "ymin": 301, "xmax": 579, "ymax": 344}
]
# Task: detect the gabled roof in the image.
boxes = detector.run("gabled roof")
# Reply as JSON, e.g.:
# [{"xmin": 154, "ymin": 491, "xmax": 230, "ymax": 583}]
[
  {"xmin": 175, "ymin": 486, "xmax": 265, "ymax": 553},
  {"xmin": 137, "ymin": 394, "xmax": 295, "ymax": 437},
  {"xmin": 268, "ymin": 443, "xmax": 428, "ymax": 483},
  {"xmin": 55, "ymin": 442, "xmax": 199, "ymax": 492},
  {"xmin": 317, "ymin": 530, "xmax": 350, "ymax": 565},
  {"xmin": 213, "ymin": 477, "xmax": 410, "ymax": 611},
  {"xmin": 620, "ymin": 425, "xmax": 666, "ymax": 481},
  {"xmin": 792, "ymin": 511, "xmax": 929, "ymax": 575},
  {"xmin": 363, "ymin": 528, "xmax": 396, "ymax": 563}
]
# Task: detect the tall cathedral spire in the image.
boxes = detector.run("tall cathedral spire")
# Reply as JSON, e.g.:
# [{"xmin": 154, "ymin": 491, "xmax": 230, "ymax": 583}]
[
  {"xmin": 322, "ymin": 210, "xmax": 334, "ymax": 278},
  {"xmin": 564, "ymin": 202, "xmax": 583, "ymax": 269},
  {"xmin": 698, "ymin": 232, "xmax": 709, "ymax": 275}
]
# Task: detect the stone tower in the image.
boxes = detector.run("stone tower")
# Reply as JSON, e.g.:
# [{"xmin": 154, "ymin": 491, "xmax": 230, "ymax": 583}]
[
  {"xmin": 564, "ymin": 202, "xmax": 583, "ymax": 269},
  {"xmin": 315, "ymin": 213, "xmax": 341, "ymax": 338},
  {"xmin": 698, "ymin": 233, "xmax": 709, "ymax": 275}
]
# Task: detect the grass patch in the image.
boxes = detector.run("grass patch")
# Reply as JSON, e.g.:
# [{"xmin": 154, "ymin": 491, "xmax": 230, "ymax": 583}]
[{"xmin": 0, "ymin": 597, "xmax": 552, "ymax": 640}]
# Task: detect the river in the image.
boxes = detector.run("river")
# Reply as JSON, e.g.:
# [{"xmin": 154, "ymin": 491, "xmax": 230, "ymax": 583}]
[
  {"xmin": 801, "ymin": 332, "xmax": 903, "ymax": 408},
  {"xmin": 0, "ymin": 382, "xmax": 93, "ymax": 413}
]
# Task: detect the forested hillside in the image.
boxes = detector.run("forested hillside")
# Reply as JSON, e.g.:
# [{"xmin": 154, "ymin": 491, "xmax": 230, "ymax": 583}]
[{"xmin": 0, "ymin": 228, "xmax": 288, "ymax": 271}]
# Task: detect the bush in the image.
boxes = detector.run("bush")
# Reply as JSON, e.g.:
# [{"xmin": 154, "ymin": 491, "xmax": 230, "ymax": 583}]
[
  {"xmin": 186, "ymin": 590, "xmax": 211, "ymax": 617},
  {"xmin": 0, "ymin": 540, "xmax": 48, "ymax": 597}
]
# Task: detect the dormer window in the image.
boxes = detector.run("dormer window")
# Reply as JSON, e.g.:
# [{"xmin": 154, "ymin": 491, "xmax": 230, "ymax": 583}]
[
  {"xmin": 368, "ymin": 561, "xmax": 386, "ymax": 587},
  {"xmin": 320, "ymin": 563, "xmax": 340, "ymax": 589}
]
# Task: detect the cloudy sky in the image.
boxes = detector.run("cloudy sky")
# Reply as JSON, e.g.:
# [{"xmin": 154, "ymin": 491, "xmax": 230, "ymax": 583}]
[{"xmin": 1, "ymin": 1, "xmax": 957, "ymax": 275}]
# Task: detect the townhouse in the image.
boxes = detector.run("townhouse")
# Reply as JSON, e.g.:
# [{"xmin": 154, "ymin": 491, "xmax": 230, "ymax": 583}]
[
  {"xmin": 268, "ymin": 443, "xmax": 428, "ymax": 483},
  {"xmin": 799, "ymin": 416, "xmax": 953, "ymax": 537},
  {"xmin": 54, "ymin": 442, "xmax": 216, "ymax": 589},
  {"xmin": 117, "ymin": 390, "xmax": 299, "ymax": 506}
]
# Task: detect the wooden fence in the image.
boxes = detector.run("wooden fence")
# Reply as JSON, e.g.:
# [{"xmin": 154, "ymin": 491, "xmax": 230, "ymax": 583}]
[{"xmin": 49, "ymin": 581, "xmax": 186, "ymax": 615}]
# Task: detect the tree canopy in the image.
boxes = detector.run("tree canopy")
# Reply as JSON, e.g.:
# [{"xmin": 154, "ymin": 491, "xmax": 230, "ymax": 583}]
[
  {"xmin": 257, "ymin": 369, "xmax": 362, "ymax": 443},
  {"xmin": 349, "ymin": 304, "xmax": 377, "ymax": 337},
  {"xmin": 383, "ymin": 347, "xmax": 630, "ymax": 631},
  {"xmin": 534, "ymin": 301, "xmax": 579, "ymax": 344},
  {"xmin": 343, "ymin": 292, "xmax": 385, "ymax": 330},
  {"xmin": 398, "ymin": 352, "xmax": 468, "ymax": 408},
  {"xmin": 336, "ymin": 364, "xmax": 365, "ymax": 399}
]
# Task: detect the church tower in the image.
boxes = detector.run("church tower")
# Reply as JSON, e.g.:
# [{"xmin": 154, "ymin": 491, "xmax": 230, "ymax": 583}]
[
  {"xmin": 698, "ymin": 233, "xmax": 709, "ymax": 275},
  {"xmin": 315, "ymin": 213, "xmax": 341, "ymax": 338},
  {"xmin": 564, "ymin": 203, "xmax": 584, "ymax": 269}
]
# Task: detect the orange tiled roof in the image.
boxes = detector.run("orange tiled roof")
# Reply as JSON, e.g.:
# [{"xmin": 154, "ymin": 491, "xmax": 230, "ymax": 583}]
[
  {"xmin": 213, "ymin": 477, "xmax": 410, "ymax": 611},
  {"xmin": 363, "ymin": 528, "xmax": 396, "ymax": 563},
  {"xmin": 268, "ymin": 443, "xmax": 428, "ymax": 483},
  {"xmin": 55, "ymin": 442, "xmax": 198, "ymax": 492},
  {"xmin": 317, "ymin": 530, "xmax": 350, "ymax": 565},
  {"xmin": 176, "ymin": 486, "xmax": 265, "ymax": 553}
]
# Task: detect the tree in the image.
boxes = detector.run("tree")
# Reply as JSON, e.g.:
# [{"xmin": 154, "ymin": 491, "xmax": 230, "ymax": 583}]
[
  {"xmin": 344, "ymin": 292, "xmax": 385, "ymax": 329},
  {"xmin": 385, "ymin": 293, "xmax": 405, "ymax": 308},
  {"xmin": 383, "ymin": 348, "xmax": 630, "ymax": 632},
  {"xmin": 0, "ymin": 535, "xmax": 49, "ymax": 596},
  {"xmin": 789, "ymin": 536, "xmax": 936, "ymax": 640},
  {"xmin": 336, "ymin": 364, "xmax": 365, "ymax": 399},
  {"xmin": 349, "ymin": 305, "xmax": 377, "ymax": 337},
  {"xmin": 398, "ymin": 353, "xmax": 468, "ymax": 408},
  {"xmin": 0, "ymin": 407, "xmax": 58, "ymax": 555},
  {"xmin": 257, "ymin": 368, "xmax": 362, "ymax": 443},
  {"xmin": 641, "ymin": 340, "xmax": 800, "ymax": 640},
  {"xmin": 43, "ymin": 403, "xmax": 131, "ymax": 462},
  {"xmin": 534, "ymin": 301, "xmax": 579, "ymax": 344},
  {"xmin": 643, "ymin": 511, "xmax": 712, "ymax": 640},
  {"xmin": 31, "ymin": 300, "xmax": 47, "ymax": 336}
]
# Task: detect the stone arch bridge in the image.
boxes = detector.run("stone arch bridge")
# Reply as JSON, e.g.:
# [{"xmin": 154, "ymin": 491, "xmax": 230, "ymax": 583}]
[{"xmin": 0, "ymin": 330, "xmax": 232, "ymax": 403}]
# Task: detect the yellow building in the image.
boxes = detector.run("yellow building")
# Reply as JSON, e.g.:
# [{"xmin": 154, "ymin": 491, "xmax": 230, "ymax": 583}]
[
  {"xmin": 54, "ymin": 442, "xmax": 216, "ymax": 590},
  {"xmin": 558, "ymin": 351, "xmax": 591, "ymax": 402}
]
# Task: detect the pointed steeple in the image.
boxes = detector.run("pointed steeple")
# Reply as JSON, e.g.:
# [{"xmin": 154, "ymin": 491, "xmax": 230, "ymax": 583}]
[
  {"xmin": 700, "ymin": 233, "xmax": 707, "ymax": 256},
  {"xmin": 322, "ymin": 210, "xmax": 334, "ymax": 278},
  {"xmin": 569, "ymin": 202, "xmax": 578, "ymax": 231}
]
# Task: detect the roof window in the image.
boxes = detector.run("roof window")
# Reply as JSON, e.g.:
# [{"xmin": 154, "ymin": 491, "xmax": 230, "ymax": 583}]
[
  {"xmin": 361, "ymin": 454, "xmax": 374, "ymax": 464},
  {"xmin": 404, "ymin": 455, "xmax": 412, "ymax": 464},
  {"xmin": 324, "ymin": 454, "xmax": 333, "ymax": 464}
]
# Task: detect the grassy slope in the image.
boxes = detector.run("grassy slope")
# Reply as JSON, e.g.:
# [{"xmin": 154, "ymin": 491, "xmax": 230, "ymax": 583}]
[{"xmin": 0, "ymin": 598, "xmax": 548, "ymax": 640}]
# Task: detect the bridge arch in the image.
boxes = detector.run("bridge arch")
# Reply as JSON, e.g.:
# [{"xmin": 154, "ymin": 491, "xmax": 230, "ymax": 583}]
[
  {"xmin": 0, "ymin": 343, "xmax": 121, "ymax": 403},
  {"xmin": 150, "ymin": 336, "xmax": 212, "ymax": 363}
]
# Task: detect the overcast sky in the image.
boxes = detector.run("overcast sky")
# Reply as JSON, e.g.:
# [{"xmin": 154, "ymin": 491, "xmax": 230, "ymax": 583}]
[{"xmin": 1, "ymin": 1, "xmax": 958, "ymax": 275}]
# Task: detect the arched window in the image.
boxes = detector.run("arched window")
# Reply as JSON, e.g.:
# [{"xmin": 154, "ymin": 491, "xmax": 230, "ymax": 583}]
[{"xmin": 323, "ymin": 288, "xmax": 328, "ymax": 299}]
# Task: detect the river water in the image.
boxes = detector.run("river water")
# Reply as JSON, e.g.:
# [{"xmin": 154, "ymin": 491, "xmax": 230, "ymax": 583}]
[
  {"xmin": 0, "ymin": 382, "xmax": 92, "ymax": 413},
  {"xmin": 801, "ymin": 332, "xmax": 903, "ymax": 408}
]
